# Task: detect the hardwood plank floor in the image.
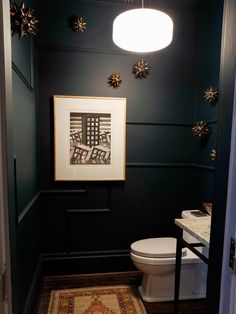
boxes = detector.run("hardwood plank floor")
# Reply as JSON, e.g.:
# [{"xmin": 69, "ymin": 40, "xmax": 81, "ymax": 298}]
[{"xmin": 35, "ymin": 271, "xmax": 206, "ymax": 314}]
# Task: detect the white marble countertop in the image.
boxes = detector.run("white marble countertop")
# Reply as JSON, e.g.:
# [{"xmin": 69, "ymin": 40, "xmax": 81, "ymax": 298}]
[{"xmin": 175, "ymin": 215, "xmax": 211, "ymax": 248}]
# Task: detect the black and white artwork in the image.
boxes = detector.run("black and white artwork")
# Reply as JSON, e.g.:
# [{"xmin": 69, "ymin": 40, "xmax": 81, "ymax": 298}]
[
  {"xmin": 54, "ymin": 95, "xmax": 126, "ymax": 181},
  {"xmin": 70, "ymin": 112, "xmax": 111, "ymax": 165}
]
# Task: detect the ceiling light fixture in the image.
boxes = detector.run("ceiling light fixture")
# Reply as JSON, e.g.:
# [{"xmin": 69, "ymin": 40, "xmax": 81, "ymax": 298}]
[{"xmin": 112, "ymin": 0, "xmax": 173, "ymax": 53}]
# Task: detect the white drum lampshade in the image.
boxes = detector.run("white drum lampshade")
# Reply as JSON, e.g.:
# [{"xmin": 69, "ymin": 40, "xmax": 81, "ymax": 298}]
[{"xmin": 112, "ymin": 8, "xmax": 173, "ymax": 53}]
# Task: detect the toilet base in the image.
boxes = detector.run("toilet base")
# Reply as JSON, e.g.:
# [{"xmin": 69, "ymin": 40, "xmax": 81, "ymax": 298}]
[
  {"xmin": 138, "ymin": 263, "xmax": 207, "ymax": 302},
  {"xmin": 138, "ymin": 285, "xmax": 206, "ymax": 303}
]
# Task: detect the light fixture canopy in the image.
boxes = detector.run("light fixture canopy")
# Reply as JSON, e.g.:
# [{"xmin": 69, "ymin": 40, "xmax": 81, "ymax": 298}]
[{"xmin": 112, "ymin": 8, "xmax": 173, "ymax": 53}]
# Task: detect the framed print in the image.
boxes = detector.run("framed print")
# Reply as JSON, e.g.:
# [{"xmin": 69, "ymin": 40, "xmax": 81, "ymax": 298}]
[{"xmin": 53, "ymin": 95, "xmax": 126, "ymax": 181}]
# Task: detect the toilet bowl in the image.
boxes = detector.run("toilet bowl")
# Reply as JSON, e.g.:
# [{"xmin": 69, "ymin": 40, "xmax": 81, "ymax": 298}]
[{"xmin": 130, "ymin": 211, "xmax": 207, "ymax": 302}]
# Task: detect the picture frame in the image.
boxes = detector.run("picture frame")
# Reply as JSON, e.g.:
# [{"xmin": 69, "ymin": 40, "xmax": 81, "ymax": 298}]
[{"xmin": 53, "ymin": 95, "xmax": 126, "ymax": 181}]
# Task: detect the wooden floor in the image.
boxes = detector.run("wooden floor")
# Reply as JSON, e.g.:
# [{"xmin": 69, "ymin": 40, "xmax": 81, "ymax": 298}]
[{"xmin": 35, "ymin": 271, "xmax": 207, "ymax": 314}]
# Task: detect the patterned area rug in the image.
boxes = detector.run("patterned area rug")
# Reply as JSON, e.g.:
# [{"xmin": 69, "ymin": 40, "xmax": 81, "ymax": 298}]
[{"xmin": 47, "ymin": 285, "xmax": 146, "ymax": 314}]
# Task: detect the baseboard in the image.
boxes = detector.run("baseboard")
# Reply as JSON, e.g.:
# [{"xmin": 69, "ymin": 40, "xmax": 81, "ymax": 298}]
[
  {"xmin": 41, "ymin": 251, "xmax": 136, "ymax": 276},
  {"xmin": 42, "ymin": 270, "xmax": 142, "ymax": 291},
  {"xmin": 22, "ymin": 261, "xmax": 42, "ymax": 314}
]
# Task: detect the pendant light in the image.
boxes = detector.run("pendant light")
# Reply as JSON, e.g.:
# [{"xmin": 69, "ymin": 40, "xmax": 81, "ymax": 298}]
[{"xmin": 112, "ymin": 0, "xmax": 173, "ymax": 53}]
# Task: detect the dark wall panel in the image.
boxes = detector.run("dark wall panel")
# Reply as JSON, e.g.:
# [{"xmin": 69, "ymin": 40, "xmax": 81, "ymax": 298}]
[
  {"xmin": 12, "ymin": 70, "xmax": 38, "ymax": 213},
  {"xmin": 38, "ymin": 0, "xmax": 120, "ymax": 51},
  {"xmin": 194, "ymin": 0, "xmax": 222, "ymax": 121},
  {"xmin": 127, "ymin": 124, "xmax": 192, "ymax": 163},
  {"xmin": 38, "ymin": 48, "xmax": 195, "ymax": 122},
  {"xmin": 12, "ymin": 36, "xmax": 32, "ymax": 86},
  {"xmin": 192, "ymin": 122, "xmax": 218, "ymax": 166},
  {"xmin": 17, "ymin": 199, "xmax": 41, "ymax": 313},
  {"xmin": 9, "ymin": 1, "xmax": 41, "ymax": 312},
  {"xmin": 41, "ymin": 188, "xmax": 110, "ymax": 254},
  {"xmin": 195, "ymin": 170, "xmax": 215, "ymax": 207},
  {"xmin": 41, "ymin": 167, "xmax": 197, "ymax": 256},
  {"xmin": 191, "ymin": 0, "xmax": 223, "ymax": 209}
]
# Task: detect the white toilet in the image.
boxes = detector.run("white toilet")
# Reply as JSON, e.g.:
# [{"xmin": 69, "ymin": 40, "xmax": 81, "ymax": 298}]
[{"xmin": 130, "ymin": 210, "xmax": 208, "ymax": 302}]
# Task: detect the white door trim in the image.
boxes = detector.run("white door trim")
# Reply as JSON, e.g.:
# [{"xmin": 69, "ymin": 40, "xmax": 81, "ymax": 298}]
[
  {"xmin": 219, "ymin": 76, "xmax": 236, "ymax": 314},
  {"xmin": 0, "ymin": 0, "xmax": 13, "ymax": 313}
]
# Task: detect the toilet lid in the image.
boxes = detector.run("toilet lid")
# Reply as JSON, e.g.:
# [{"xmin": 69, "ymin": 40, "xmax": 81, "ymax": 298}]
[{"xmin": 131, "ymin": 237, "xmax": 187, "ymax": 258}]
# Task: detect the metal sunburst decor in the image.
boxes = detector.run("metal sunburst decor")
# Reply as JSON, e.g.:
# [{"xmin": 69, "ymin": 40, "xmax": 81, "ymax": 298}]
[
  {"xmin": 192, "ymin": 121, "xmax": 211, "ymax": 139},
  {"xmin": 204, "ymin": 87, "xmax": 219, "ymax": 103},
  {"xmin": 108, "ymin": 73, "xmax": 122, "ymax": 88},
  {"xmin": 10, "ymin": 1, "xmax": 39, "ymax": 38},
  {"xmin": 133, "ymin": 60, "xmax": 149, "ymax": 79},
  {"xmin": 70, "ymin": 16, "xmax": 87, "ymax": 33},
  {"xmin": 210, "ymin": 149, "xmax": 217, "ymax": 161}
]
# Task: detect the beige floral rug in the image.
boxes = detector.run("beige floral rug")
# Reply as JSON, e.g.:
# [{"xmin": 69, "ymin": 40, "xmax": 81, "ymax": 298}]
[{"xmin": 47, "ymin": 285, "xmax": 146, "ymax": 314}]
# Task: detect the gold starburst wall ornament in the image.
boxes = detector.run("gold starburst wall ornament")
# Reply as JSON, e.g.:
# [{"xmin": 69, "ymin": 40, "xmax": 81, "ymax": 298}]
[
  {"xmin": 70, "ymin": 16, "xmax": 87, "ymax": 32},
  {"xmin": 192, "ymin": 121, "xmax": 210, "ymax": 139},
  {"xmin": 10, "ymin": 1, "xmax": 39, "ymax": 38},
  {"xmin": 210, "ymin": 149, "xmax": 217, "ymax": 161},
  {"xmin": 108, "ymin": 73, "xmax": 122, "ymax": 88},
  {"xmin": 204, "ymin": 87, "xmax": 219, "ymax": 103},
  {"xmin": 133, "ymin": 60, "xmax": 149, "ymax": 78}
]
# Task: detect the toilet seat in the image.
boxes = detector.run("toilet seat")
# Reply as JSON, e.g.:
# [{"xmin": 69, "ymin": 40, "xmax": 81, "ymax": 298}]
[{"xmin": 131, "ymin": 237, "xmax": 187, "ymax": 258}]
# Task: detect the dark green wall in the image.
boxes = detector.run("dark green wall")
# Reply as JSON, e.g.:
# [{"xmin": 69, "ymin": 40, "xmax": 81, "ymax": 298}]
[
  {"xmin": 192, "ymin": 0, "xmax": 223, "ymax": 205},
  {"xmin": 37, "ymin": 0, "xmax": 223, "ymax": 274},
  {"xmin": 9, "ymin": 1, "xmax": 41, "ymax": 313}
]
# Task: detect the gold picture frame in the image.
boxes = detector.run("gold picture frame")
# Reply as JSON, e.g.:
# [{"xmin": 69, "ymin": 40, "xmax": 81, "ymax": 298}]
[{"xmin": 53, "ymin": 95, "xmax": 126, "ymax": 181}]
